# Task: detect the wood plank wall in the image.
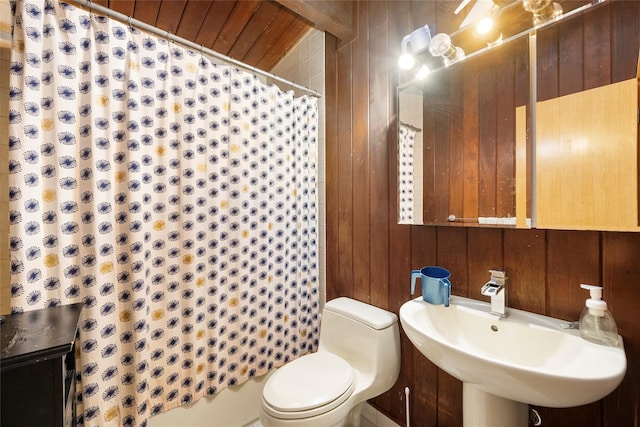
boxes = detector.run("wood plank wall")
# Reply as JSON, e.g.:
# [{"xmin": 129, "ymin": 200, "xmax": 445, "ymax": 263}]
[
  {"xmin": 325, "ymin": 1, "xmax": 640, "ymax": 426},
  {"xmin": 420, "ymin": 37, "xmax": 529, "ymax": 224}
]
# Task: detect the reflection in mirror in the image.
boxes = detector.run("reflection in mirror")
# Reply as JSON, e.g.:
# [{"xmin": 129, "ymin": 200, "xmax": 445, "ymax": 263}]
[
  {"xmin": 397, "ymin": 0, "xmax": 596, "ymax": 83},
  {"xmin": 398, "ymin": 36, "xmax": 530, "ymax": 226},
  {"xmin": 397, "ymin": 0, "xmax": 610, "ymax": 228}
]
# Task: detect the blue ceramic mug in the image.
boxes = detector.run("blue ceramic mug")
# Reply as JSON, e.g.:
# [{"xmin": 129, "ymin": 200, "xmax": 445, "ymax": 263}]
[{"xmin": 411, "ymin": 266, "xmax": 451, "ymax": 307}]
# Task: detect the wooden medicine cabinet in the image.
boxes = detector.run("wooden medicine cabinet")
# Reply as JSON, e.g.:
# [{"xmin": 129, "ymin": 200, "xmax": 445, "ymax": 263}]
[{"xmin": 533, "ymin": 75, "xmax": 639, "ymax": 231}]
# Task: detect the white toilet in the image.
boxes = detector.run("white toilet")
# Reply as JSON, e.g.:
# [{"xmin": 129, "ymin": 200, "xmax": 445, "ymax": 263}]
[{"xmin": 260, "ymin": 297, "xmax": 401, "ymax": 427}]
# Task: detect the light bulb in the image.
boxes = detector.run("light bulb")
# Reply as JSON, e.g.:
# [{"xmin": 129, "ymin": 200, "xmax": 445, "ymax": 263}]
[
  {"xmin": 415, "ymin": 64, "xmax": 430, "ymax": 79},
  {"xmin": 476, "ymin": 17, "xmax": 494, "ymax": 35},
  {"xmin": 475, "ymin": 17, "xmax": 503, "ymax": 46},
  {"xmin": 444, "ymin": 47, "xmax": 465, "ymax": 66},
  {"xmin": 523, "ymin": 0, "xmax": 563, "ymax": 25},
  {"xmin": 429, "ymin": 33, "xmax": 455, "ymax": 58},
  {"xmin": 430, "ymin": 33, "xmax": 464, "ymax": 66},
  {"xmin": 398, "ymin": 53, "xmax": 416, "ymax": 70}
]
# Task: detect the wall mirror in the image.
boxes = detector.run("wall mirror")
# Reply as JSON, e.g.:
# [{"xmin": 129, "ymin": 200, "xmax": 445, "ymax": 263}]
[
  {"xmin": 397, "ymin": 0, "xmax": 638, "ymax": 230},
  {"xmin": 398, "ymin": 35, "xmax": 530, "ymax": 226}
]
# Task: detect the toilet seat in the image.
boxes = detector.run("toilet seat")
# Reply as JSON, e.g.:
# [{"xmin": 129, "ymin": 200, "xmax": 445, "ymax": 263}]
[{"xmin": 262, "ymin": 352, "xmax": 356, "ymax": 419}]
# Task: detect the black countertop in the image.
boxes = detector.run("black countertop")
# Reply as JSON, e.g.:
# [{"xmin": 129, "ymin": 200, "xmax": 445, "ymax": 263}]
[{"xmin": 0, "ymin": 303, "xmax": 83, "ymax": 370}]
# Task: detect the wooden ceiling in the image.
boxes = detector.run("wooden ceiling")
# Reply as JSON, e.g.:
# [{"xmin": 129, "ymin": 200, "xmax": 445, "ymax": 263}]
[{"xmin": 90, "ymin": 0, "xmax": 316, "ymax": 71}]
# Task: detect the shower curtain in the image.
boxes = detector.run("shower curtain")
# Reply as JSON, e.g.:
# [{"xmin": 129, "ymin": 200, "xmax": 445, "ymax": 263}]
[
  {"xmin": 398, "ymin": 125, "xmax": 415, "ymax": 224},
  {"xmin": 8, "ymin": 1, "xmax": 319, "ymax": 426}
]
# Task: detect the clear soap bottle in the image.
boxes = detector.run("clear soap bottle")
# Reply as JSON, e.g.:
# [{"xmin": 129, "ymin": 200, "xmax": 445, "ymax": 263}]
[{"xmin": 579, "ymin": 284, "xmax": 619, "ymax": 347}]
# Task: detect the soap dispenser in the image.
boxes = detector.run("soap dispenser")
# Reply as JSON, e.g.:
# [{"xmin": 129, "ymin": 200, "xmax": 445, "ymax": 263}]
[{"xmin": 579, "ymin": 284, "xmax": 619, "ymax": 347}]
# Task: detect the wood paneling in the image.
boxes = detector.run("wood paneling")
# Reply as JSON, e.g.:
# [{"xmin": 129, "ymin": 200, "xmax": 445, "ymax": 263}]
[
  {"xmin": 274, "ymin": 0, "xmax": 355, "ymax": 43},
  {"xmin": 326, "ymin": 1, "xmax": 640, "ymax": 426},
  {"xmin": 96, "ymin": 0, "xmax": 315, "ymax": 71},
  {"xmin": 419, "ymin": 37, "xmax": 528, "ymax": 225}
]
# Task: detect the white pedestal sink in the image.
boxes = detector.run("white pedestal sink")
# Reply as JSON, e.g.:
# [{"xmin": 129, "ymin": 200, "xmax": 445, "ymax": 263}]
[{"xmin": 400, "ymin": 296, "xmax": 627, "ymax": 427}]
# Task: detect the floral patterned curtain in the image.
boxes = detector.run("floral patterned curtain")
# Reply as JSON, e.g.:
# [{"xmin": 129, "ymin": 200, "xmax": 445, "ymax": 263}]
[
  {"xmin": 398, "ymin": 125, "xmax": 415, "ymax": 224},
  {"xmin": 8, "ymin": 1, "xmax": 320, "ymax": 425}
]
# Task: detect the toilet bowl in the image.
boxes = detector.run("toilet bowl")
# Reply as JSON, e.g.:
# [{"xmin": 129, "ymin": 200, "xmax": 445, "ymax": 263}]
[{"xmin": 260, "ymin": 297, "xmax": 401, "ymax": 427}]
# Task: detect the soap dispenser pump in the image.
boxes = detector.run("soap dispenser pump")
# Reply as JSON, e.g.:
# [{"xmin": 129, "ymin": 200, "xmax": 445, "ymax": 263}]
[{"xmin": 579, "ymin": 284, "xmax": 619, "ymax": 347}]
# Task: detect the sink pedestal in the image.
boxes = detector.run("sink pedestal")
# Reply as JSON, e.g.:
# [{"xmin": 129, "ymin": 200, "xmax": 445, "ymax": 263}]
[{"xmin": 463, "ymin": 384, "xmax": 528, "ymax": 427}]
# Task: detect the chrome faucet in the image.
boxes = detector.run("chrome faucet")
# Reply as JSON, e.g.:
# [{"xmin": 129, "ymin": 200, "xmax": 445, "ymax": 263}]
[{"xmin": 481, "ymin": 269, "xmax": 508, "ymax": 317}]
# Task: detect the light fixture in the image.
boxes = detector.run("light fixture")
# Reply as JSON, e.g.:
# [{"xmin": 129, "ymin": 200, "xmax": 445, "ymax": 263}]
[
  {"xmin": 475, "ymin": 16, "xmax": 503, "ymax": 46},
  {"xmin": 523, "ymin": 0, "xmax": 563, "ymax": 25},
  {"xmin": 398, "ymin": 52, "xmax": 416, "ymax": 71},
  {"xmin": 415, "ymin": 64, "xmax": 430, "ymax": 80},
  {"xmin": 398, "ymin": 25, "xmax": 432, "ymax": 70},
  {"xmin": 429, "ymin": 33, "xmax": 465, "ymax": 66}
]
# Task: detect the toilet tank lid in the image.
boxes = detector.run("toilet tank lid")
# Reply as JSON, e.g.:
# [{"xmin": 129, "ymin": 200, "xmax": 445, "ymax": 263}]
[{"xmin": 324, "ymin": 298, "xmax": 398, "ymax": 330}]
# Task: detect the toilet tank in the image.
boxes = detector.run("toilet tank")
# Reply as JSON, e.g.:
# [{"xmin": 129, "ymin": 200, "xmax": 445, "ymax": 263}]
[{"xmin": 318, "ymin": 298, "xmax": 400, "ymax": 393}]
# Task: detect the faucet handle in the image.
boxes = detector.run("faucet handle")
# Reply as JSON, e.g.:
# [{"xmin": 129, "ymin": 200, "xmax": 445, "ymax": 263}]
[
  {"xmin": 481, "ymin": 282, "xmax": 503, "ymax": 296},
  {"xmin": 489, "ymin": 269, "xmax": 506, "ymax": 279}
]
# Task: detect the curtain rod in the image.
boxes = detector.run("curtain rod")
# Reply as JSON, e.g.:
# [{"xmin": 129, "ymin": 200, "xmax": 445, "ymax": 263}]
[
  {"xmin": 400, "ymin": 121, "xmax": 422, "ymax": 132},
  {"xmin": 69, "ymin": 0, "xmax": 322, "ymax": 98}
]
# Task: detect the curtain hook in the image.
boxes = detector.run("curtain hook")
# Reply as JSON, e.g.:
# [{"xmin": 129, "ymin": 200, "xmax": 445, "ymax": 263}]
[{"xmin": 128, "ymin": 16, "xmax": 133, "ymax": 30}]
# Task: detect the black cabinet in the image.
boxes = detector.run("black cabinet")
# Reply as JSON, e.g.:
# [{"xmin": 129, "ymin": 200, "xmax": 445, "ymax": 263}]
[{"xmin": 1, "ymin": 304, "xmax": 83, "ymax": 427}]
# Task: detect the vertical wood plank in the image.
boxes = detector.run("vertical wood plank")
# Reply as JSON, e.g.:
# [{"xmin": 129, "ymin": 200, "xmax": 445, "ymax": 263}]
[
  {"xmin": 477, "ymin": 51, "xmax": 497, "ymax": 218},
  {"xmin": 384, "ymin": 1, "xmax": 413, "ymax": 419},
  {"xmin": 494, "ymin": 43, "xmax": 516, "ymax": 219},
  {"xmin": 536, "ymin": 25, "xmax": 559, "ymax": 102},
  {"xmin": 108, "ymin": 0, "xmax": 135, "ymax": 17},
  {"xmin": 387, "ymin": 0, "xmax": 414, "ymax": 311},
  {"xmin": 437, "ymin": 227, "xmax": 468, "ymax": 298},
  {"xmin": 547, "ymin": 231, "xmax": 600, "ymax": 320},
  {"xmin": 337, "ymin": 43, "xmax": 354, "ymax": 299},
  {"xmin": 194, "ymin": 1, "xmax": 235, "ymax": 49},
  {"xmin": 369, "ymin": 0, "xmax": 392, "ymax": 310},
  {"xmin": 132, "ymin": 0, "xmax": 161, "ymax": 28},
  {"xmin": 213, "ymin": 1, "xmax": 261, "ymax": 55},
  {"xmin": 324, "ymin": 33, "xmax": 339, "ymax": 301},
  {"xmin": 611, "ymin": 1, "xmax": 640, "ymax": 84},
  {"xmin": 412, "ymin": 349, "xmax": 438, "ymax": 427},
  {"xmin": 324, "ymin": 34, "xmax": 340, "ymax": 300},
  {"xmin": 557, "ymin": 14, "xmax": 584, "ymax": 97},
  {"xmin": 513, "ymin": 38, "xmax": 531, "ymax": 218},
  {"xmin": 175, "ymin": 0, "xmax": 212, "ymax": 43},
  {"xmin": 448, "ymin": 66, "xmax": 465, "ymax": 221},
  {"xmin": 352, "ymin": 0, "xmax": 371, "ymax": 303},
  {"xmin": 411, "ymin": 226, "xmax": 437, "ymax": 270},
  {"xmin": 602, "ymin": 232, "xmax": 640, "ymax": 426},
  {"xmin": 423, "ymin": 89, "xmax": 437, "ymax": 223},
  {"xmin": 583, "ymin": 3, "xmax": 612, "ymax": 90},
  {"xmin": 154, "ymin": 0, "xmax": 187, "ymax": 35},
  {"xmin": 467, "ymin": 228, "xmax": 503, "ymax": 301},
  {"xmin": 437, "ymin": 370, "xmax": 463, "ymax": 427},
  {"xmin": 435, "ymin": 226, "xmax": 466, "ymax": 426},
  {"xmin": 227, "ymin": 1, "xmax": 281, "ymax": 61},
  {"xmin": 434, "ymin": 76, "xmax": 452, "ymax": 224},
  {"xmin": 503, "ymin": 228, "xmax": 546, "ymax": 314},
  {"xmin": 244, "ymin": 11, "xmax": 298, "ymax": 68},
  {"xmin": 462, "ymin": 59, "xmax": 480, "ymax": 221}
]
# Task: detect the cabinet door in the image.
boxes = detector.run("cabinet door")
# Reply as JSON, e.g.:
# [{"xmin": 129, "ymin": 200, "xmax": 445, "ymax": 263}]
[{"xmin": 535, "ymin": 78, "xmax": 639, "ymax": 231}]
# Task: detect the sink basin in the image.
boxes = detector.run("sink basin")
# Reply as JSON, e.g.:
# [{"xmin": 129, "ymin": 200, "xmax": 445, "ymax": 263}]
[{"xmin": 400, "ymin": 296, "xmax": 626, "ymax": 424}]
